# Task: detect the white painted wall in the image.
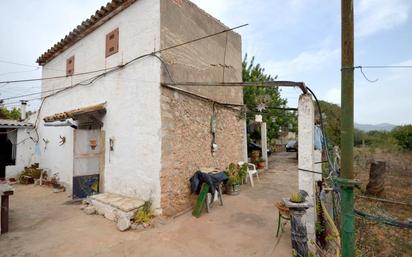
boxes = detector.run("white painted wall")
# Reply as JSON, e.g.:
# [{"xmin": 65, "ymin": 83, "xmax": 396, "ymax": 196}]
[
  {"xmin": 5, "ymin": 128, "xmax": 37, "ymax": 178},
  {"xmin": 35, "ymin": 0, "xmax": 162, "ymax": 210}
]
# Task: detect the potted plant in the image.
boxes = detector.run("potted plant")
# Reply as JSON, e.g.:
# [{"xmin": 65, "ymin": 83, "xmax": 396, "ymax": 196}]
[
  {"xmin": 224, "ymin": 163, "xmax": 241, "ymax": 195},
  {"xmin": 238, "ymin": 163, "xmax": 248, "ymax": 184},
  {"xmin": 255, "ymin": 158, "xmax": 266, "ymax": 169}
]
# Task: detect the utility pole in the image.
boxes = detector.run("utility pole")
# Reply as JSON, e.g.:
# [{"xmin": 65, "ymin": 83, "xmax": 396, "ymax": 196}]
[{"xmin": 340, "ymin": 0, "xmax": 358, "ymax": 256}]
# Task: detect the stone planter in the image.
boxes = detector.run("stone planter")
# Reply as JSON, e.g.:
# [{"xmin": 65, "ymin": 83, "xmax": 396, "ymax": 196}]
[{"xmin": 225, "ymin": 184, "xmax": 240, "ymax": 195}]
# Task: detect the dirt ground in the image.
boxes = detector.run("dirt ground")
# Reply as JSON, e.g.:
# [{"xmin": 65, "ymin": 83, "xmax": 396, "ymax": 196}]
[
  {"xmin": 0, "ymin": 152, "xmax": 298, "ymax": 257},
  {"xmin": 353, "ymin": 148, "xmax": 412, "ymax": 257}
]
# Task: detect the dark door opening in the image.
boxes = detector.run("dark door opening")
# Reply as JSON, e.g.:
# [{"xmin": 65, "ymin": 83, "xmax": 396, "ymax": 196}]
[{"xmin": 0, "ymin": 129, "xmax": 13, "ymax": 179}]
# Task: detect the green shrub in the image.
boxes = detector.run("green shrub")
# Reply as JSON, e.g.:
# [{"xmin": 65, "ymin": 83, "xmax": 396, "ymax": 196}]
[
  {"xmin": 391, "ymin": 125, "xmax": 412, "ymax": 151},
  {"xmin": 133, "ymin": 201, "xmax": 153, "ymax": 224}
]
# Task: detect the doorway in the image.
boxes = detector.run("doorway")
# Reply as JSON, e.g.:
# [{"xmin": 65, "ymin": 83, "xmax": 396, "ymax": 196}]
[
  {"xmin": 72, "ymin": 126, "xmax": 105, "ymax": 199},
  {"xmin": 0, "ymin": 129, "xmax": 13, "ymax": 180}
]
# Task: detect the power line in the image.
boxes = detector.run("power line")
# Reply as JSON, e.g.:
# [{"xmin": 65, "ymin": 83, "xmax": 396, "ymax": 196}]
[
  {"xmin": 2, "ymin": 97, "xmax": 42, "ymax": 107},
  {"xmin": 0, "ymin": 67, "xmax": 40, "ymax": 77},
  {"xmin": 0, "ymin": 23, "xmax": 249, "ymax": 103},
  {"xmin": 0, "ymin": 59, "xmax": 63, "ymax": 71},
  {"xmin": 357, "ymin": 65, "xmax": 412, "ymax": 69},
  {"xmin": 341, "ymin": 65, "xmax": 412, "ymax": 70},
  {"xmin": 0, "ymin": 23, "xmax": 248, "ymax": 86},
  {"xmin": 0, "ymin": 59, "xmax": 41, "ymax": 68},
  {"xmin": 26, "ymin": 24, "xmax": 248, "ymax": 130},
  {"xmin": 0, "ymin": 66, "xmax": 118, "ymax": 85}
]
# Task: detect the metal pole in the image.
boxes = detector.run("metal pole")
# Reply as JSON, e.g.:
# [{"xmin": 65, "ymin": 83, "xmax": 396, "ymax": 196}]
[{"xmin": 341, "ymin": 0, "xmax": 356, "ymax": 256}]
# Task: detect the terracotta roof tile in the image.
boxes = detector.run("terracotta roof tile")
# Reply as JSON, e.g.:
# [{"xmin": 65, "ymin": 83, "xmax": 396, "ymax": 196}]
[
  {"xmin": 36, "ymin": 0, "xmax": 137, "ymax": 65},
  {"xmin": 0, "ymin": 119, "xmax": 34, "ymax": 129}
]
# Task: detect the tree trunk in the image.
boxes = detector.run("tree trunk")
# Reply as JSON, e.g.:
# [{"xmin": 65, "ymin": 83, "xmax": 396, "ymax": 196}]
[{"xmin": 366, "ymin": 161, "xmax": 386, "ymax": 195}]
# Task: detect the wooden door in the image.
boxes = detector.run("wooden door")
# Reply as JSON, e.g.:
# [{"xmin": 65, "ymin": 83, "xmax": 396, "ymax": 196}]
[{"xmin": 72, "ymin": 129, "xmax": 104, "ymax": 199}]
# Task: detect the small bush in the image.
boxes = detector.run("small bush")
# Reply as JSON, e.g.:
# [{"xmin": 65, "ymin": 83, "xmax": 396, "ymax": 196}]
[{"xmin": 133, "ymin": 201, "xmax": 153, "ymax": 224}]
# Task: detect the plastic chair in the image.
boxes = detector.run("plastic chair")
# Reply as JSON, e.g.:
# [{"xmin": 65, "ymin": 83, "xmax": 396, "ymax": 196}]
[{"xmin": 238, "ymin": 161, "xmax": 260, "ymax": 187}]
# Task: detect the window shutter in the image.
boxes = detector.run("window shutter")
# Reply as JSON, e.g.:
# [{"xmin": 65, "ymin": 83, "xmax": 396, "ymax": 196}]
[
  {"xmin": 105, "ymin": 28, "xmax": 119, "ymax": 58},
  {"xmin": 66, "ymin": 56, "xmax": 75, "ymax": 76}
]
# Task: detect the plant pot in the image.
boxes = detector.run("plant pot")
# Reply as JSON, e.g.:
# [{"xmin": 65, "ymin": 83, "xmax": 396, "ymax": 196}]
[
  {"xmin": 257, "ymin": 162, "xmax": 265, "ymax": 169},
  {"xmin": 251, "ymin": 150, "xmax": 260, "ymax": 162},
  {"xmin": 225, "ymin": 183, "xmax": 240, "ymax": 195}
]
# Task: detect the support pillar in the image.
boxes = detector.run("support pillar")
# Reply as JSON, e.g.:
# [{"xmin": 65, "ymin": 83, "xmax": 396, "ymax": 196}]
[
  {"xmin": 243, "ymin": 119, "xmax": 248, "ymax": 162},
  {"xmin": 298, "ymin": 93, "xmax": 316, "ymax": 242},
  {"xmin": 261, "ymin": 122, "xmax": 268, "ymax": 168}
]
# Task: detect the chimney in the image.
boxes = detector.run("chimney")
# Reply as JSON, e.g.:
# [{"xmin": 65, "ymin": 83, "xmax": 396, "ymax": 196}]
[{"xmin": 20, "ymin": 100, "xmax": 27, "ymax": 120}]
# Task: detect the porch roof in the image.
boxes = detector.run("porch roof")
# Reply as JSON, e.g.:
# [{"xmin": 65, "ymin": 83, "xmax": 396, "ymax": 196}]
[
  {"xmin": 0, "ymin": 119, "xmax": 34, "ymax": 129},
  {"xmin": 43, "ymin": 103, "xmax": 106, "ymax": 122}
]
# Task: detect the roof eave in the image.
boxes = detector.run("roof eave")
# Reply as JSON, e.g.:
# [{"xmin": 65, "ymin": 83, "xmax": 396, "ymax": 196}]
[{"xmin": 36, "ymin": 0, "xmax": 137, "ymax": 66}]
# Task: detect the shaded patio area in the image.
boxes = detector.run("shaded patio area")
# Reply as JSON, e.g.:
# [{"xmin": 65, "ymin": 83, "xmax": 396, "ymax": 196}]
[{"xmin": 0, "ymin": 152, "xmax": 297, "ymax": 257}]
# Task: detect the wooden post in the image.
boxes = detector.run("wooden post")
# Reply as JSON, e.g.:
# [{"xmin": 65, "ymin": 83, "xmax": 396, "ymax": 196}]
[{"xmin": 1, "ymin": 191, "xmax": 13, "ymax": 234}]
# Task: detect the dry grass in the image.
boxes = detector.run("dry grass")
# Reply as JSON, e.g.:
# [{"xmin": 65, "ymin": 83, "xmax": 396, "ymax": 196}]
[{"xmin": 354, "ymin": 147, "xmax": 412, "ymax": 257}]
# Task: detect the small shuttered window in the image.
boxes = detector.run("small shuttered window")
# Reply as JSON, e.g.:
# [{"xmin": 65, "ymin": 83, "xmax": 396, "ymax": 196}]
[
  {"xmin": 105, "ymin": 28, "xmax": 119, "ymax": 58},
  {"xmin": 66, "ymin": 56, "xmax": 75, "ymax": 76}
]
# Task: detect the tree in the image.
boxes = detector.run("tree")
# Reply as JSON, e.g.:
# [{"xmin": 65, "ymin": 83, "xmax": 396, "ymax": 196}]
[
  {"xmin": 242, "ymin": 54, "xmax": 296, "ymax": 143},
  {"xmin": 392, "ymin": 125, "xmax": 412, "ymax": 151},
  {"xmin": 318, "ymin": 100, "xmax": 341, "ymax": 147},
  {"xmin": 0, "ymin": 107, "xmax": 21, "ymax": 120}
]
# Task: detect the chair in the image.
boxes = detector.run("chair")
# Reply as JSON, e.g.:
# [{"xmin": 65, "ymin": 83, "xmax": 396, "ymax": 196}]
[{"xmin": 238, "ymin": 161, "xmax": 260, "ymax": 187}]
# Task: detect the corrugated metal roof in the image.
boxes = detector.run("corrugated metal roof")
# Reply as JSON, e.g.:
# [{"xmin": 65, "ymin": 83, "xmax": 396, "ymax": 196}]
[
  {"xmin": 0, "ymin": 119, "xmax": 34, "ymax": 129},
  {"xmin": 36, "ymin": 0, "xmax": 137, "ymax": 65}
]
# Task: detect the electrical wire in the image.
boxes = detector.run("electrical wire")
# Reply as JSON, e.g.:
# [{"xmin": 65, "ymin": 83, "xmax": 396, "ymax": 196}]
[
  {"xmin": 358, "ymin": 65, "xmax": 412, "ymax": 69},
  {"xmin": 305, "ymin": 86, "xmax": 337, "ymax": 177},
  {"xmin": 0, "ymin": 59, "xmax": 42, "ymax": 68},
  {"xmin": 1, "ymin": 24, "xmax": 248, "ymax": 103},
  {"xmin": 0, "ymin": 59, "xmax": 64, "ymax": 71},
  {"xmin": 341, "ymin": 65, "xmax": 412, "ymax": 70},
  {"xmin": 0, "ymin": 66, "xmax": 118, "ymax": 85},
  {"xmin": 25, "ymin": 23, "xmax": 247, "ymax": 138},
  {"xmin": 0, "ymin": 23, "xmax": 248, "ymax": 87},
  {"xmin": 358, "ymin": 66, "xmax": 378, "ymax": 83},
  {"xmin": 0, "ymin": 67, "xmax": 40, "ymax": 77}
]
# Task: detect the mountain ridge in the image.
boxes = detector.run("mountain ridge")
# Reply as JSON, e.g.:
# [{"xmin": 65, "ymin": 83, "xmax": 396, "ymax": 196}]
[{"xmin": 355, "ymin": 123, "xmax": 397, "ymax": 132}]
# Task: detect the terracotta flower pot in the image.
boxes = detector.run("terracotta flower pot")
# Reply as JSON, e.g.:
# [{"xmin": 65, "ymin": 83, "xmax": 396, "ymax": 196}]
[
  {"xmin": 257, "ymin": 162, "xmax": 265, "ymax": 169},
  {"xmin": 89, "ymin": 139, "xmax": 97, "ymax": 150}
]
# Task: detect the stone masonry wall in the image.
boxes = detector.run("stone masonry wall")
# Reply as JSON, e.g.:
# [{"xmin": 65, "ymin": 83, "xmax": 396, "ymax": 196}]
[
  {"xmin": 159, "ymin": 0, "xmax": 244, "ymax": 216},
  {"xmin": 160, "ymin": 87, "xmax": 244, "ymax": 215}
]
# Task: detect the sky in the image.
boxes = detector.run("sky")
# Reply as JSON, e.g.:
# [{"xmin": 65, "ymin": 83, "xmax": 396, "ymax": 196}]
[{"xmin": 0, "ymin": 0, "xmax": 411, "ymax": 125}]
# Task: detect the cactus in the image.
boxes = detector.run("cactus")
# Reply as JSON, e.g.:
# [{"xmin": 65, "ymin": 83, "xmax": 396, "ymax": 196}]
[{"xmin": 290, "ymin": 192, "xmax": 303, "ymax": 203}]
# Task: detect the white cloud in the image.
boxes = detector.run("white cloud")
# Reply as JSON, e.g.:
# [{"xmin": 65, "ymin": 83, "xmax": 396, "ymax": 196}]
[
  {"xmin": 324, "ymin": 87, "xmax": 341, "ymax": 104},
  {"xmin": 263, "ymin": 48, "xmax": 340, "ymax": 79},
  {"xmin": 356, "ymin": 0, "xmax": 410, "ymax": 37}
]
